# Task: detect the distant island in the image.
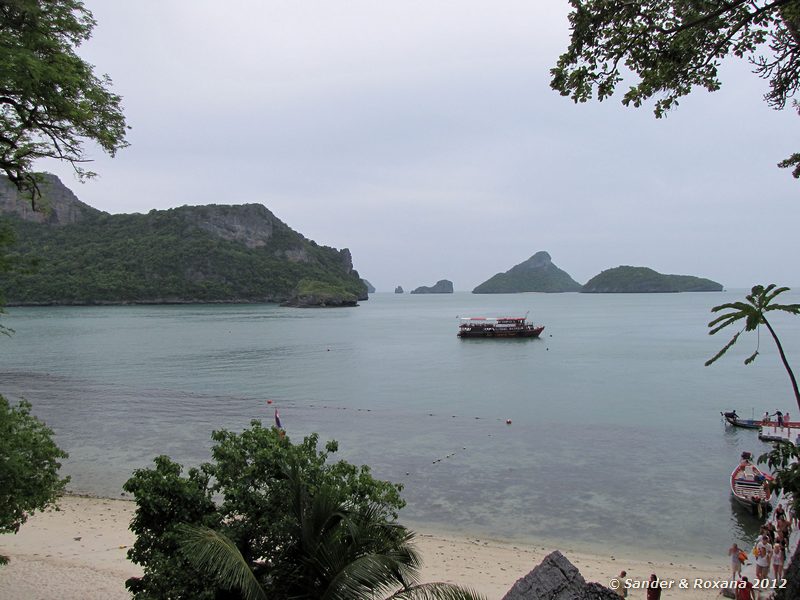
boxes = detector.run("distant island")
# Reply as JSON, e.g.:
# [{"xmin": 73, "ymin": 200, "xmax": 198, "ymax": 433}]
[
  {"xmin": 581, "ymin": 266, "xmax": 723, "ymax": 293},
  {"xmin": 0, "ymin": 174, "xmax": 367, "ymax": 307},
  {"xmin": 395, "ymin": 286, "xmax": 404, "ymax": 294},
  {"xmin": 362, "ymin": 279, "xmax": 376, "ymax": 293},
  {"xmin": 472, "ymin": 251, "xmax": 581, "ymax": 293},
  {"xmin": 410, "ymin": 279, "xmax": 453, "ymax": 294}
]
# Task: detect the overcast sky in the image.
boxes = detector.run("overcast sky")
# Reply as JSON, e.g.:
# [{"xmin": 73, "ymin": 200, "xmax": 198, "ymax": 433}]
[{"xmin": 41, "ymin": 1, "xmax": 800, "ymax": 291}]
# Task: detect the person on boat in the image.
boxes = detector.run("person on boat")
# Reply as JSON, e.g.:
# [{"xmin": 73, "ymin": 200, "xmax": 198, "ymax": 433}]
[
  {"xmin": 728, "ymin": 543, "xmax": 743, "ymax": 578},
  {"xmin": 763, "ymin": 411, "xmax": 771, "ymax": 423},
  {"xmin": 735, "ymin": 576, "xmax": 754, "ymax": 600},
  {"xmin": 774, "ymin": 410, "xmax": 784, "ymax": 429}
]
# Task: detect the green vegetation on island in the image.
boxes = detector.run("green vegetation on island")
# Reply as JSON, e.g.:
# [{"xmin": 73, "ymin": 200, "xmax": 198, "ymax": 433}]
[
  {"xmin": 581, "ymin": 266, "xmax": 722, "ymax": 293},
  {"xmin": 0, "ymin": 177, "xmax": 367, "ymax": 307},
  {"xmin": 472, "ymin": 251, "xmax": 581, "ymax": 294},
  {"xmin": 410, "ymin": 279, "xmax": 453, "ymax": 294}
]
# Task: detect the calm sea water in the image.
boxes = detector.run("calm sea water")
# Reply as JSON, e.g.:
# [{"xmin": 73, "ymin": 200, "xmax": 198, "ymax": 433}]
[{"xmin": 2, "ymin": 291, "xmax": 799, "ymax": 561}]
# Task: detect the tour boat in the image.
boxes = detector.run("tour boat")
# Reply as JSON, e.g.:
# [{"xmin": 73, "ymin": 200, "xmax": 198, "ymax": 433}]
[
  {"xmin": 457, "ymin": 316, "xmax": 544, "ymax": 338},
  {"xmin": 730, "ymin": 452, "xmax": 773, "ymax": 517}
]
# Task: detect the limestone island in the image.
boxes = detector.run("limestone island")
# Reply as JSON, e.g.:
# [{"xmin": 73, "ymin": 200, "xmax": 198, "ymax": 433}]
[
  {"xmin": 0, "ymin": 174, "xmax": 367, "ymax": 308},
  {"xmin": 395, "ymin": 286, "xmax": 404, "ymax": 294},
  {"xmin": 410, "ymin": 279, "xmax": 453, "ymax": 294},
  {"xmin": 472, "ymin": 251, "xmax": 581, "ymax": 293},
  {"xmin": 581, "ymin": 266, "xmax": 723, "ymax": 293},
  {"xmin": 362, "ymin": 279, "xmax": 376, "ymax": 293}
]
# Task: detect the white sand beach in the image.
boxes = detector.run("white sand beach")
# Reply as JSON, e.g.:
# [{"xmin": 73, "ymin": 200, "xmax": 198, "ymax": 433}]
[{"xmin": 0, "ymin": 495, "xmax": 733, "ymax": 599}]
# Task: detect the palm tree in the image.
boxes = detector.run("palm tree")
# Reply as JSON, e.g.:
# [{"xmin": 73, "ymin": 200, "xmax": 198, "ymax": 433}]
[
  {"xmin": 176, "ymin": 464, "xmax": 486, "ymax": 600},
  {"xmin": 706, "ymin": 284, "xmax": 800, "ymax": 411}
]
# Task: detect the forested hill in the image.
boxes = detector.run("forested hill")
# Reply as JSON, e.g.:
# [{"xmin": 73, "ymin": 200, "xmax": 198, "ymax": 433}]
[
  {"xmin": 581, "ymin": 266, "xmax": 723, "ymax": 293},
  {"xmin": 0, "ymin": 175, "xmax": 367, "ymax": 306},
  {"xmin": 472, "ymin": 251, "xmax": 582, "ymax": 293}
]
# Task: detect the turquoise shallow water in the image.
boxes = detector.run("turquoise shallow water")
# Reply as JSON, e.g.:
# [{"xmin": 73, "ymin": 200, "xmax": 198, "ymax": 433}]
[{"xmin": 1, "ymin": 290, "xmax": 799, "ymax": 559}]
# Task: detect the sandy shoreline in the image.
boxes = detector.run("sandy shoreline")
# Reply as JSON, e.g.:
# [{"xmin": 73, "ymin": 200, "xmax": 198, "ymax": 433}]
[{"xmin": 0, "ymin": 495, "xmax": 728, "ymax": 599}]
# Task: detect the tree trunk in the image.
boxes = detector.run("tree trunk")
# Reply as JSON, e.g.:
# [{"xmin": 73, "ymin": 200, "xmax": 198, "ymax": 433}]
[{"xmin": 763, "ymin": 316, "xmax": 800, "ymax": 413}]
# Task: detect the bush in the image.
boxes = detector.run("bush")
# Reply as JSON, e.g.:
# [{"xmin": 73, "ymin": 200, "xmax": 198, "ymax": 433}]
[{"xmin": 123, "ymin": 421, "xmax": 405, "ymax": 598}]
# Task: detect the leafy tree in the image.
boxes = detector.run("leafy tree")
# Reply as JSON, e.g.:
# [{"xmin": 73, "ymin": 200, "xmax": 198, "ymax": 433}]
[
  {"xmin": 705, "ymin": 284, "xmax": 800, "ymax": 411},
  {"xmin": 0, "ymin": 0, "xmax": 128, "ymax": 201},
  {"xmin": 550, "ymin": 0, "xmax": 800, "ymax": 179},
  {"xmin": 177, "ymin": 468, "xmax": 485, "ymax": 599},
  {"xmin": 124, "ymin": 422, "xmax": 412, "ymax": 599},
  {"xmin": 0, "ymin": 395, "xmax": 69, "ymax": 562},
  {"xmin": 759, "ymin": 440, "xmax": 800, "ymax": 513}
]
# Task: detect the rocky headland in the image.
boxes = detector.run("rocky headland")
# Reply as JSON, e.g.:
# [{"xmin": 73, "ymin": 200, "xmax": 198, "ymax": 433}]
[{"xmin": 0, "ymin": 175, "xmax": 367, "ymax": 307}]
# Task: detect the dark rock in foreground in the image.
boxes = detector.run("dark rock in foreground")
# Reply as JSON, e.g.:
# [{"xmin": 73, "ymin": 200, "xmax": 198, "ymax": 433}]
[
  {"xmin": 473, "ymin": 251, "xmax": 581, "ymax": 293},
  {"xmin": 410, "ymin": 279, "xmax": 453, "ymax": 294},
  {"xmin": 582, "ymin": 266, "xmax": 722, "ymax": 293},
  {"xmin": 502, "ymin": 550, "xmax": 619, "ymax": 600}
]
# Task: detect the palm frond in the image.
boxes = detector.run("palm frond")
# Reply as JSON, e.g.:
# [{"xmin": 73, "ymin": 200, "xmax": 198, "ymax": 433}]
[
  {"xmin": 762, "ymin": 285, "xmax": 787, "ymax": 303},
  {"xmin": 386, "ymin": 581, "xmax": 488, "ymax": 600},
  {"xmin": 768, "ymin": 303, "xmax": 800, "ymax": 314},
  {"xmin": 175, "ymin": 523, "xmax": 268, "ymax": 600},
  {"xmin": 705, "ymin": 331, "xmax": 740, "ymax": 366},
  {"xmin": 744, "ymin": 312, "xmax": 763, "ymax": 331},
  {"xmin": 744, "ymin": 350, "xmax": 759, "ymax": 365},
  {"xmin": 708, "ymin": 314, "xmax": 745, "ymax": 335},
  {"xmin": 322, "ymin": 553, "xmax": 418, "ymax": 600},
  {"xmin": 709, "ymin": 302, "xmax": 750, "ymax": 314}
]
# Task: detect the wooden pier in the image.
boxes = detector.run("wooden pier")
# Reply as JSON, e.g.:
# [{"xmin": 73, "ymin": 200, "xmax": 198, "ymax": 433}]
[{"xmin": 758, "ymin": 422, "xmax": 800, "ymax": 444}]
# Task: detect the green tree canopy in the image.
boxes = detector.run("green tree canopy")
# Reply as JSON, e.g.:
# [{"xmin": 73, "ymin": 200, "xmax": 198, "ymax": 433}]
[
  {"xmin": 551, "ymin": 0, "xmax": 800, "ymax": 178},
  {"xmin": 0, "ymin": 0, "xmax": 128, "ymax": 200},
  {"xmin": 0, "ymin": 395, "xmax": 69, "ymax": 557},
  {"xmin": 176, "ymin": 466, "xmax": 485, "ymax": 600},
  {"xmin": 123, "ymin": 422, "xmax": 411, "ymax": 599}
]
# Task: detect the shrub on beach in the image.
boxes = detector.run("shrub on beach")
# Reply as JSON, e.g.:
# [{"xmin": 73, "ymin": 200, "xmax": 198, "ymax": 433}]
[
  {"xmin": 124, "ymin": 421, "xmax": 483, "ymax": 599},
  {"xmin": 0, "ymin": 395, "xmax": 69, "ymax": 561}
]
